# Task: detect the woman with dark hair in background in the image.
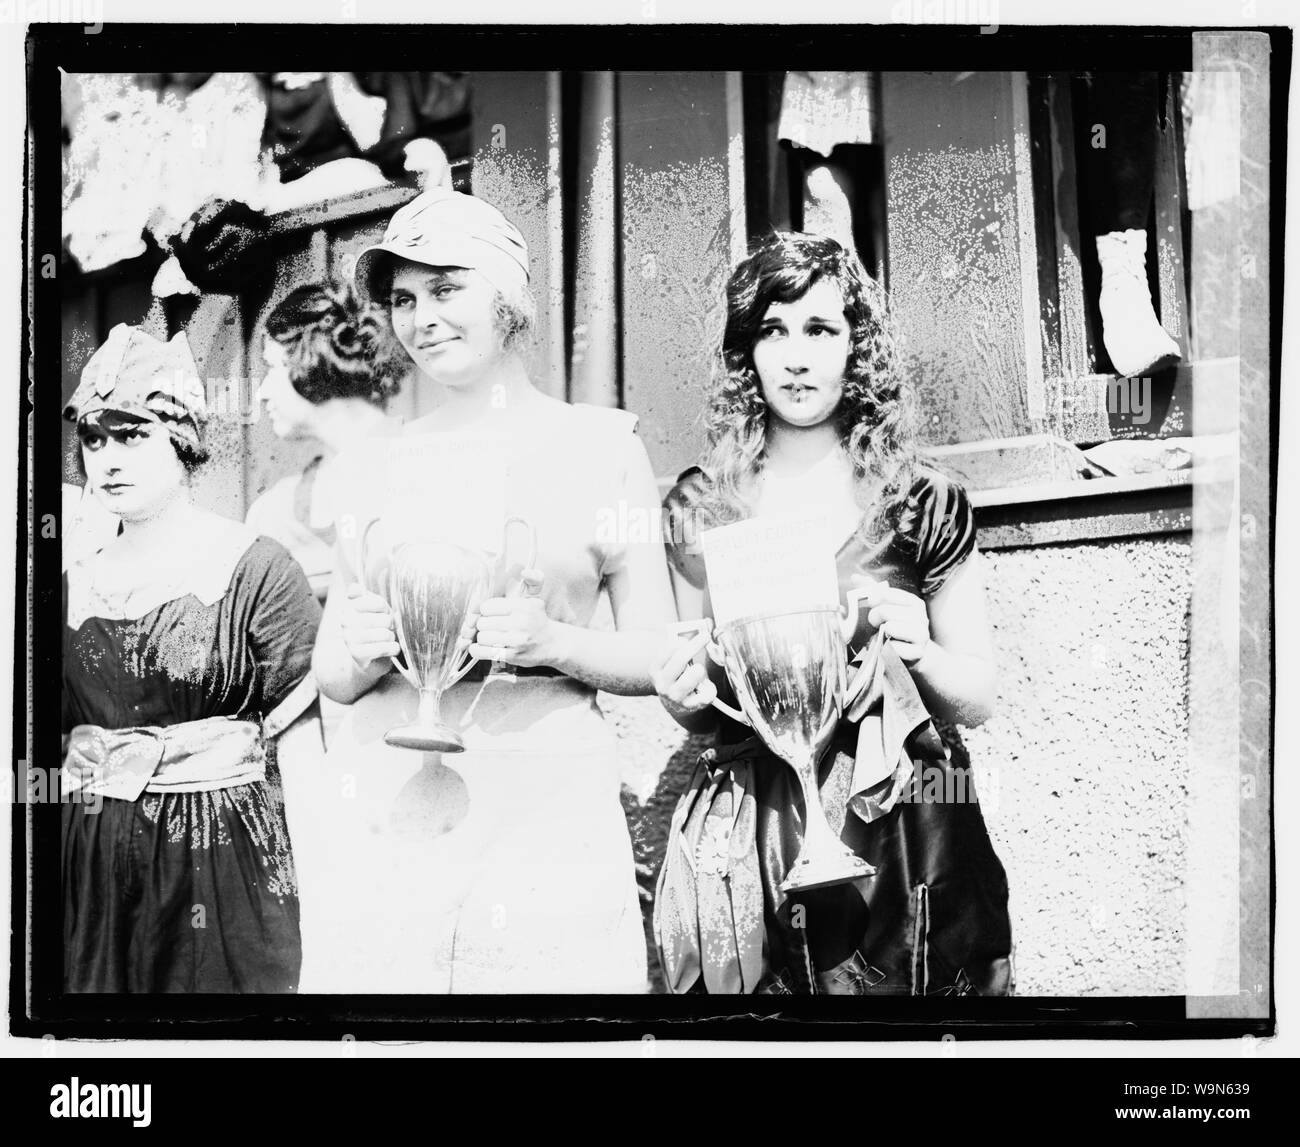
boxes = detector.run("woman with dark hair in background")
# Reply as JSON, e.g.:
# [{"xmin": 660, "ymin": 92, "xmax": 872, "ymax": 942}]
[
  {"xmin": 61, "ymin": 324, "xmax": 321, "ymax": 993},
  {"xmin": 652, "ymin": 232, "xmax": 1013, "ymax": 996},
  {"xmin": 247, "ymin": 279, "xmax": 405, "ymax": 601},
  {"xmin": 247, "ymin": 281, "xmax": 408, "ymax": 960}
]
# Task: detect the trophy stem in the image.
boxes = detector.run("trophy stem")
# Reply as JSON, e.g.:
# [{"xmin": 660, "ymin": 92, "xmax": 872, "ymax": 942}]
[
  {"xmin": 383, "ymin": 687, "xmax": 467, "ymax": 753},
  {"xmin": 781, "ymin": 751, "xmax": 877, "ymax": 893},
  {"xmin": 417, "ymin": 688, "xmax": 441, "ymax": 728}
]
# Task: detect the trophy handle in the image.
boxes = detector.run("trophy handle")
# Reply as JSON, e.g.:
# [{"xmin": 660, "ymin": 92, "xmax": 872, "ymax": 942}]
[
  {"xmin": 447, "ymin": 560, "xmax": 495, "ymax": 687},
  {"xmin": 446, "ymin": 645, "xmax": 477, "ymax": 688},
  {"xmin": 390, "ymin": 651, "xmax": 423, "ymax": 691},
  {"xmin": 483, "ymin": 516, "xmax": 543, "ymax": 683},
  {"xmin": 360, "ymin": 520, "xmax": 422, "ymax": 688},
  {"xmin": 667, "ymin": 619, "xmax": 752, "ymax": 727},
  {"xmin": 502, "ymin": 515, "xmax": 538, "ymax": 573},
  {"xmin": 382, "ymin": 549, "xmax": 426, "ymax": 692}
]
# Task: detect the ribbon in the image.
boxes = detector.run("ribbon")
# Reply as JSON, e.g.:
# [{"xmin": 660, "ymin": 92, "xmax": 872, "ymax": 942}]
[
  {"xmin": 843, "ymin": 630, "xmax": 950, "ymax": 825},
  {"xmin": 62, "ymin": 716, "xmax": 267, "ymax": 802},
  {"xmin": 653, "ymin": 743, "xmax": 766, "ymax": 995}
]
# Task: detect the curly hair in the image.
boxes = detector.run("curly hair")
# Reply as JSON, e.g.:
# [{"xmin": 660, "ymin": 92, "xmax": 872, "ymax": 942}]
[
  {"xmin": 698, "ymin": 231, "xmax": 918, "ymax": 543},
  {"xmin": 489, "ymin": 286, "xmax": 537, "ymax": 354},
  {"xmin": 265, "ymin": 280, "xmax": 406, "ymax": 407}
]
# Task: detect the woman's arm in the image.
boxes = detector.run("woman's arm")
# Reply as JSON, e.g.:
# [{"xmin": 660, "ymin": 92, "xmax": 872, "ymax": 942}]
[
  {"xmin": 546, "ymin": 528, "xmax": 677, "ymax": 695},
  {"xmin": 861, "ymin": 551, "xmax": 998, "ymax": 726},
  {"xmin": 667, "ymin": 561, "xmax": 705, "ymax": 622},
  {"xmin": 911, "ymin": 550, "xmax": 998, "ymax": 726},
  {"xmin": 312, "ymin": 566, "xmax": 400, "ymax": 704},
  {"xmin": 470, "ymin": 432, "xmax": 678, "ymax": 697},
  {"xmin": 244, "ymin": 539, "xmax": 323, "ymax": 712},
  {"xmin": 648, "ymin": 576, "xmax": 723, "ymax": 734},
  {"xmin": 648, "ymin": 468, "xmax": 724, "ymax": 732}
]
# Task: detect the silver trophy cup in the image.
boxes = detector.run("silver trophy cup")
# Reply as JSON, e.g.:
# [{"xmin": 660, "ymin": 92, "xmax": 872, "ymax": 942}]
[
  {"xmin": 362, "ymin": 517, "xmax": 537, "ymax": 752},
  {"xmin": 674, "ymin": 587, "xmax": 874, "ymax": 892}
]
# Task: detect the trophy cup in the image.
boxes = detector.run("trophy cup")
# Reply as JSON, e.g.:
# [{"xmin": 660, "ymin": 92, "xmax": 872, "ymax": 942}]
[
  {"xmin": 673, "ymin": 586, "xmax": 874, "ymax": 893},
  {"xmin": 361, "ymin": 516, "xmax": 537, "ymax": 752}
]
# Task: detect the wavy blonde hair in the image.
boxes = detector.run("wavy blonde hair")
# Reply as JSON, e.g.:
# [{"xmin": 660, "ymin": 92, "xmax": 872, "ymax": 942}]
[{"xmin": 698, "ymin": 231, "xmax": 918, "ymax": 543}]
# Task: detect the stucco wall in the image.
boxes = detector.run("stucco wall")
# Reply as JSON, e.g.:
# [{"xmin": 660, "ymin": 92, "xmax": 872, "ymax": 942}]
[{"xmin": 607, "ymin": 533, "xmax": 1193, "ymax": 995}]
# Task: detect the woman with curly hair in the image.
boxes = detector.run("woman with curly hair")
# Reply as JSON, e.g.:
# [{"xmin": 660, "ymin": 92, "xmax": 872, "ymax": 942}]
[
  {"xmin": 247, "ymin": 279, "xmax": 406, "ymax": 601},
  {"xmin": 652, "ymin": 231, "xmax": 1013, "ymax": 996}
]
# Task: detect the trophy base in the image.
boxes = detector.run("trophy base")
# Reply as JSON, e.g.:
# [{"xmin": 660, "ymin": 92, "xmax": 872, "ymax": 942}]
[
  {"xmin": 382, "ymin": 723, "xmax": 466, "ymax": 753},
  {"xmin": 779, "ymin": 850, "xmax": 877, "ymax": 894}
]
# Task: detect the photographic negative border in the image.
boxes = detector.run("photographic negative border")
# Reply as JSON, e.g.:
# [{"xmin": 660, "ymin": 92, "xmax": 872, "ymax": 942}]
[{"xmin": 14, "ymin": 19, "xmax": 1283, "ymax": 1041}]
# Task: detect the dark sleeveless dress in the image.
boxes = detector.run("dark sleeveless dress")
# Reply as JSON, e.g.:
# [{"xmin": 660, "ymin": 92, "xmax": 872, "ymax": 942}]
[{"xmin": 682, "ymin": 468, "xmax": 1014, "ymax": 996}]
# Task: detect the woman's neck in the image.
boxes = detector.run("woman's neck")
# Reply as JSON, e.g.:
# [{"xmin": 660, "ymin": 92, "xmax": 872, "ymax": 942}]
[
  {"xmin": 115, "ymin": 491, "xmax": 202, "ymax": 557},
  {"xmin": 425, "ymin": 355, "xmax": 540, "ymax": 430},
  {"xmin": 312, "ymin": 400, "xmax": 392, "ymax": 456},
  {"xmin": 763, "ymin": 418, "xmax": 845, "ymax": 475},
  {"xmin": 754, "ymin": 417, "xmax": 863, "ymax": 533}
]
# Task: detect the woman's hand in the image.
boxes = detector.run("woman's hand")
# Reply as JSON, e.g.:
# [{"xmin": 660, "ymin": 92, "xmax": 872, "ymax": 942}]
[
  {"xmin": 850, "ymin": 557, "xmax": 998, "ymax": 727},
  {"xmin": 337, "ymin": 583, "xmax": 401, "ymax": 670},
  {"xmin": 469, "ymin": 569, "xmax": 560, "ymax": 668},
  {"xmin": 853, "ymin": 574, "xmax": 932, "ymax": 665},
  {"xmin": 651, "ymin": 628, "xmax": 719, "ymax": 722}
]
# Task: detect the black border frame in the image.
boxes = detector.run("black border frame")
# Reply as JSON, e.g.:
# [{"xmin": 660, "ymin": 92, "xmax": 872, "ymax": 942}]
[{"xmin": 17, "ymin": 20, "xmax": 1285, "ymax": 1042}]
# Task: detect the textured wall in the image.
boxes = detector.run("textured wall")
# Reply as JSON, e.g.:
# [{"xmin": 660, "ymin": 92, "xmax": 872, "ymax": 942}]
[
  {"xmin": 882, "ymin": 71, "xmax": 1040, "ymax": 444},
  {"xmin": 962, "ymin": 536, "xmax": 1192, "ymax": 996},
  {"xmin": 609, "ymin": 533, "xmax": 1193, "ymax": 996},
  {"xmin": 618, "ymin": 72, "xmax": 746, "ymax": 480}
]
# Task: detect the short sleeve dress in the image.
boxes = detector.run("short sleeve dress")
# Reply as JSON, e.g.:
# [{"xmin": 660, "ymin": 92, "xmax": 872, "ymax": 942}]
[
  {"xmin": 679, "ymin": 468, "xmax": 1014, "ymax": 996},
  {"xmin": 295, "ymin": 400, "xmax": 663, "ymax": 993},
  {"xmin": 62, "ymin": 522, "xmax": 322, "ymax": 993}
]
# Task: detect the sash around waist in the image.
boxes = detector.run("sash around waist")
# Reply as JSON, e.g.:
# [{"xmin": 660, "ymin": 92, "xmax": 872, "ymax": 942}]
[{"xmin": 62, "ymin": 716, "xmax": 267, "ymax": 801}]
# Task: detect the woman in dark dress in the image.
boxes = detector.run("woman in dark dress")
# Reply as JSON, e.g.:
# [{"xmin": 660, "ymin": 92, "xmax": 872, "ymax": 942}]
[
  {"xmin": 652, "ymin": 232, "xmax": 1013, "ymax": 996},
  {"xmin": 61, "ymin": 323, "xmax": 322, "ymax": 993}
]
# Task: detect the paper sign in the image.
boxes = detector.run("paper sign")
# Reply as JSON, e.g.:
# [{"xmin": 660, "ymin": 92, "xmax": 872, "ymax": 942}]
[{"xmin": 702, "ymin": 514, "xmax": 842, "ymax": 628}]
